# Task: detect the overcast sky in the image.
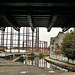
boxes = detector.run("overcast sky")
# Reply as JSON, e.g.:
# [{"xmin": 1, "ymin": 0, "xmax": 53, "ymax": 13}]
[
  {"xmin": 0, "ymin": 27, "xmax": 74, "ymax": 47},
  {"xmin": 39, "ymin": 27, "xmax": 74, "ymax": 46}
]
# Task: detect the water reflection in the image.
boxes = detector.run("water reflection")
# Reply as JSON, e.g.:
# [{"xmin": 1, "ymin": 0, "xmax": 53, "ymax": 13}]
[
  {"xmin": 17, "ymin": 56, "xmax": 68, "ymax": 71},
  {"xmin": 23, "ymin": 57, "xmax": 50, "ymax": 68}
]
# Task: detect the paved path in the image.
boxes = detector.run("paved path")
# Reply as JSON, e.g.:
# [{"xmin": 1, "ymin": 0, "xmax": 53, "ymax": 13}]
[
  {"xmin": 12, "ymin": 57, "xmax": 20, "ymax": 62},
  {"xmin": 45, "ymin": 57, "xmax": 75, "ymax": 72},
  {"xmin": 0, "ymin": 65, "xmax": 75, "ymax": 75},
  {"xmin": 0, "ymin": 58, "xmax": 75, "ymax": 75}
]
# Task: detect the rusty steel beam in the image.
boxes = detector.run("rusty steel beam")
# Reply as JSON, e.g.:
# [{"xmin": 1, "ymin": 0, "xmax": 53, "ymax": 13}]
[
  {"xmin": 38, "ymin": 27, "xmax": 39, "ymax": 52},
  {"xmin": 44, "ymin": 41, "xmax": 45, "ymax": 54},
  {"xmin": 10, "ymin": 27, "xmax": 13, "ymax": 53},
  {"xmin": 36, "ymin": 27, "xmax": 39, "ymax": 52},
  {"xmin": 27, "ymin": 28, "xmax": 30, "ymax": 51},
  {"xmin": 1, "ymin": 30, "xmax": 3, "ymax": 46},
  {"xmin": 25, "ymin": 27, "xmax": 30, "ymax": 51},
  {"xmin": 32, "ymin": 31, "xmax": 34, "ymax": 52},
  {"xmin": 23, "ymin": 27, "xmax": 24, "ymax": 50},
  {"xmin": 18, "ymin": 29, "xmax": 20, "ymax": 52},
  {"xmin": 46, "ymin": 42, "xmax": 47, "ymax": 53},
  {"xmin": 40, "ymin": 41, "xmax": 41, "ymax": 53},
  {"xmin": 0, "ymin": 27, "xmax": 48, "ymax": 54},
  {"xmin": 44, "ymin": 41, "xmax": 45, "ymax": 53},
  {"xmin": 36, "ymin": 28, "xmax": 37, "ymax": 52},
  {"xmin": 1, "ymin": 30, "xmax": 4, "ymax": 50},
  {"xmin": 26, "ymin": 27, "xmax": 27, "ymax": 51},
  {"xmin": 30, "ymin": 40, "xmax": 31, "ymax": 49},
  {"xmin": 15, "ymin": 31, "xmax": 16, "ymax": 49},
  {"xmin": 0, "ymin": 30, "xmax": 1, "ymax": 46},
  {"xmin": 42, "ymin": 43, "xmax": 43, "ymax": 53},
  {"xmin": 6, "ymin": 27, "xmax": 8, "ymax": 51}
]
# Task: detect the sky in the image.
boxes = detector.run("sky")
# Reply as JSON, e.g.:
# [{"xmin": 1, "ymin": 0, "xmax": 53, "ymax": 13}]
[
  {"xmin": 39, "ymin": 27, "xmax": 74, "ymax": 46},
  {"xmin": 39, "ymin": 27, "xmax": 62, "ymax": 46},
  {"xmin": 0, "ymin": 27, "xmax": 74, "ymax": 47}
]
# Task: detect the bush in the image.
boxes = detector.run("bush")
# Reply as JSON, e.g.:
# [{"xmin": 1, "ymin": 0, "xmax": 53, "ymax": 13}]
[
  {"xmin": 39, "ymin": 53, "xmax": 44, "ymax": 59},
  {"xmin": 31, "ymin": 52, "xmax": 34, "ymax": 56},
  {"xmin": 61, "ymin": 30, "xmax": 75, "ymax": 60}
]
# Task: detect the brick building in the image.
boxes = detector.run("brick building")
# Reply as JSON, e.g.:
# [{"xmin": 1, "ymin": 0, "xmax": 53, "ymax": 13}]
[{"xmin": 50, "ymin": 32, "xmax": 64, "ymax": 55}]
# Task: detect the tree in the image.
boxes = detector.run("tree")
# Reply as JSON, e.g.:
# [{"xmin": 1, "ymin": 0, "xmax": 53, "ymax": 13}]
[
  {"xmin": 61, "ymin": 30, "xmax": 75, "ymax": 60},
  {"xmin": 48, "ymin": 46, "xmax": 50, "ymax": 50},
  {"xmin": 50, "ymin": 40, "xmax": 54, "ymax": 44}
]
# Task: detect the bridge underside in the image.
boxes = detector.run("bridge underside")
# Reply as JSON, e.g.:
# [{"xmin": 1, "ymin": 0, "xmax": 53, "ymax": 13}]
[{"xmin": 0, "ymin": 0, "xmax": 75, "ymax": 32}]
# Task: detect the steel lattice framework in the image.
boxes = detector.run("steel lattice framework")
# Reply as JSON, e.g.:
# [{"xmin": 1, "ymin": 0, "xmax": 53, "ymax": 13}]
[{"xmin": 0, "ymin": 27, "xmax": 48, "ymax": 53}]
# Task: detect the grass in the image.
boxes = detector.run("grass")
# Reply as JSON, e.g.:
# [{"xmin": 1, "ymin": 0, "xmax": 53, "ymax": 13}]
[
  {"xmin": 25, "ymin": 52, "xmax": 32, "ymax": 53},
  {"xmin": 15, "ymin": 52, "xmax": 31, "ymax": 54},
  {"xmin": 49, "ymin": 57, "xmax": 75, "ymax": 65}
]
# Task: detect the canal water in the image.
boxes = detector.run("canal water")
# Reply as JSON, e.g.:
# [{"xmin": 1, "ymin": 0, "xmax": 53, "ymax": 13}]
[{"xmin": 16, "ymin": 56, "xmax": 68, "ymax": 72}]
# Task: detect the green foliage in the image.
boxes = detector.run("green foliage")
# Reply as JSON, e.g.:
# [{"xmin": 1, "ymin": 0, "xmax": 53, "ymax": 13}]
[
  {"xmin": 39, "ymin": 53, "xmax": 44, "ymax": 59},
  {"xmin": 31, "ymin": 52, "xmax": 34, "ymax": 56},
  {"xmin": 30, "ymin": 56, "xmax": 35, "ymax": 61},
  {"xmin": 25, "ymin": 52, "xmax": 31, "ymax": 53},
  {"xmin": 61, "ymin": 30, "xmax": 75, "ymax": 60},
  {"xmin": 48, "ymin": 46, "xmax": 50, "ymax": 50},
  {"xmin": 50, "ymin": 40, "xmax": 54, "ymax": 44}
]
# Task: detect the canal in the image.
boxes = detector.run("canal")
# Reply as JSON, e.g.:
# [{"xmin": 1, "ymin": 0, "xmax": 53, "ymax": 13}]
[{"xmin": 16, "ymin": 56, "xmax": 68, "ymax": 72}]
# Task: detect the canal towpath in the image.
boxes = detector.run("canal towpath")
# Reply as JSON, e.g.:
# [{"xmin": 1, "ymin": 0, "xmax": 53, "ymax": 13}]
[{"xmin": 45, "ymin": 57, "xmax": 75, "ymax": 72}]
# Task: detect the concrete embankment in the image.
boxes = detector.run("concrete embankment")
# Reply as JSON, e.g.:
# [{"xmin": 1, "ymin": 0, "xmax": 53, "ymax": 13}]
[{"xmin": 45, "ymin": 57, "xmax": 75, "ymax": 72}]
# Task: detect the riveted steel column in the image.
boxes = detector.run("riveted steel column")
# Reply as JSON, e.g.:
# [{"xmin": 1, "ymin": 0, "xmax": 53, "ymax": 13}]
[
  {"xmin": 26, "ymin": 27, "xmax": 27, "ymax": 52},
  {"xmin": 27, "ymin": 28, "xmax": 30, "ymax": 51},
  {"xmin": 39, "ymin": 41, "xmax": 41, "ymax": 53},
  {"xmin": 32, "ymin": 31, "xmax": 34, "ymax": 52},
  {"xmin": 23, "ymin": 27, "xmax": 24, "ymax": 50},
  {"xmin": 40, "ymin": 41, "xmax": 41, "ymax": 53},
  {"xmin": 18, "ymin": 29, "xmax": 20, "ymax": 52},
  {"xmin": 44, "ymin": 41, "xmax": 45, "ymax": 54},
  {"xmin": 10, "ymin": 27, "xmax": 11, "ymax": 53},
  {"xmin": 30, "ymin": 40, "xmax": 31, "ymax": 51},
  {"xmin": 15, "ymin": 31, "xmax": 16, "ymax": 51},
  {"xmin": 36, "ymin": 27, "xmax": 39, "ymax": 52},
  {"xmin": 38, "ymin": 28, "xmax": 39, "ymax": 52},
  {"xmin": 10, "ymin": 27, "xmax": 13, "ymax": 53},
  {"xmin": 0, "ymin": 30, "xmax": 1, "ymax": 46},
  {"xmin": 42, "ymin": 43, "xmax": 43, "ymax": 53},
  {"xmin": 1, "ymin": 29, "xmax": 4, "ymax": 50},
  {"xmin": 1, "ymin": 31, "xmax": 3, "ymax": 46},
  {"xmin": 35, "ymin": 41, "xmax": 36, "ymax": 52},
  {"xmin": 46, "ymin": 42, "xmax": 47, "ymax": 53},
  {"xmin": 6, "ymin": 27, "xmax": 8, "ymax": 50},
  {"xmin": 36, "ymin": 28, "xmax": 37, "ymax": 52},
  {"xmin": 1, "ymin": 31, "xmax": 2, "ymax": 46}
]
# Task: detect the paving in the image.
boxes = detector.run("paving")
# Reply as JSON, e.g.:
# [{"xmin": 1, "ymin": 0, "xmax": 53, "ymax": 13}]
[
  {"xmin": 45, "ymin": 57, "xmax": 75, "ymax": 71},
  {"xmin": 0, "ymin": 58, "xmax": 75, "ymax": 75}
]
